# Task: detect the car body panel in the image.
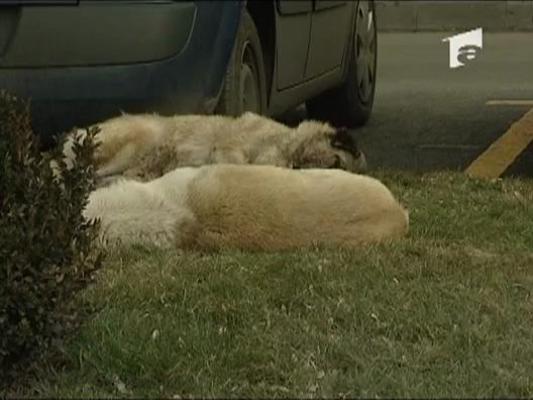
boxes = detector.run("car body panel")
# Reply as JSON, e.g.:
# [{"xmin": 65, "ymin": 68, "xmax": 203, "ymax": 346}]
[
  {"xmin": 0, "ymin": 1, "xmax": 197, "ymax": 67},
  {"xmin": 268, "ymin": 0, "xmax": 356, "ymax": 116},
  {"xmin": 0, "ymin": 0, "xmax": 243, "ymax": 143},
  {"xmin": 304, "ymin": 0, "xmax": 353, "ymax": 79},
  {"xmin": 274, "ymin": 0, "xmax": 312, "ymax": 90}
]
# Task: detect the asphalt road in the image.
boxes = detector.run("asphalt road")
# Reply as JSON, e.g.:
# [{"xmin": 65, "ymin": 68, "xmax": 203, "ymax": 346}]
[{"xmin": 287, "ymin": 32, "xmax": 533, "ymax": 176}]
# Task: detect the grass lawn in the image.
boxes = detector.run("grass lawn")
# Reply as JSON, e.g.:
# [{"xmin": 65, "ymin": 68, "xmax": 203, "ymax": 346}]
[{"xmin": 15, "ymin": 171, "xmax": 533, "ymax": 398}]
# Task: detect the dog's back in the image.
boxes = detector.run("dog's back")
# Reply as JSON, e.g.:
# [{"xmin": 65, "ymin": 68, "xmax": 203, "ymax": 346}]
[{"xmin": 185, "ymin": 165, "xmax": 408, "ymax": 250}]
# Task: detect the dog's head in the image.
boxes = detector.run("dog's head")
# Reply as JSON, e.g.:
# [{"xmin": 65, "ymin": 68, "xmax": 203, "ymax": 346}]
[{"xmin": 292, "ymin": 121, "xmax": 367, "ymax": 173}]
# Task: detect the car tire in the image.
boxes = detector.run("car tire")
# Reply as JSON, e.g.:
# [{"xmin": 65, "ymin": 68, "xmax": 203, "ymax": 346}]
[
  {"xmin": 215, "ymin": 10, "xmax": 267, "ymax": 116},
  {"xmin": 306, "ymin": 0, "xmax": 377, "ymax": 127}
]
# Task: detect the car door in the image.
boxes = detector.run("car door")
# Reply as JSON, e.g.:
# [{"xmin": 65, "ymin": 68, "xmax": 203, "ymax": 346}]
[
  {"xmin": 304, "ymin": 0, "xmax": 353, "ymax": 79},
  {"xmin": 274, "ymin": 0, "xmax": 312, "ymax": 90}
]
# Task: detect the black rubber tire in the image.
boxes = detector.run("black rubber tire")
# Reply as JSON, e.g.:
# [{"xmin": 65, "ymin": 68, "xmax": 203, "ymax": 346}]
[
  {"xmin": 306, "ymin": 0, "xmax": 377, "ymax": 128},
  {"xmin": 215, "ymin": 10, "xmax": 268, "ymax": 116}
]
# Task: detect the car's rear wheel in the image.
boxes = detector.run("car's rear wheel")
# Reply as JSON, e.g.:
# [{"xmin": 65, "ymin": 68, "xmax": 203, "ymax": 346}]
[
  {"xmin": 215, "ymin": 10, "xmax": 267, "ymax": 116},
  {"xmin": 306, "ymin": 0, "xmax": 377, "ymax": 127}
]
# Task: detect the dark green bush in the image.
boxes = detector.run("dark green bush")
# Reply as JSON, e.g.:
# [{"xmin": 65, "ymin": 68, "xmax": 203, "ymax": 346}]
[{"xmin": 0, "ymin": 91, "xmax": 103, "ymax": 387}]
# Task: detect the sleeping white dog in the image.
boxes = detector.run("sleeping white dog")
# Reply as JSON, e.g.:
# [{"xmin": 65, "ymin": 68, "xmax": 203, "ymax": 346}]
[
  {"xmin": 84, "ymin": 164, "xmax": 408, "ymax": 251},
  {"xmin": 59, "ymin": 111, "xmax": 367, "ymax": 186}
]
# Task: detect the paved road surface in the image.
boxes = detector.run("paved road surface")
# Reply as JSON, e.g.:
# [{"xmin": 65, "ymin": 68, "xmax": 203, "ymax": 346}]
[{"xmin": 284, "ymin": 32, "xmax": 533, "ymax": 177}]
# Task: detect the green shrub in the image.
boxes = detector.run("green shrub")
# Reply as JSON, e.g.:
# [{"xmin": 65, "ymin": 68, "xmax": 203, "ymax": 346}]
[{"xmin": 0, "ymin": 91, "xmax": 103, "ymax": 387}]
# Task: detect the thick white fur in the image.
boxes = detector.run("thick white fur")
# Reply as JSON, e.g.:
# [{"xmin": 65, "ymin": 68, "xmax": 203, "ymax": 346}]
[
  {"xmin": 64, "ymin": 112, "xmax": 366, "ymax": 184},
  {"xmin": 84, "ymin": 164, "xmax": 408, "ymax": 251}
]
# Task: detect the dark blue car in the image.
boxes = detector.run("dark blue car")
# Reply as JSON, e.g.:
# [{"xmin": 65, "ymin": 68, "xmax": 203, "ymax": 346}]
[{"xmin": 0, "ymin": 0, "xmax": 377, "ymax": 144}]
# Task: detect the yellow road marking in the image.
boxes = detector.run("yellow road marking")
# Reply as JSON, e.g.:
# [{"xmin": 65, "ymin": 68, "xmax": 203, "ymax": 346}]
[
  {"xmin": 486, "ymin": 100, "xmax": 533, "ymax": 106},
  {"xmin": 465, "ymin": 107, "xmax": 533, "ymax": 179}
]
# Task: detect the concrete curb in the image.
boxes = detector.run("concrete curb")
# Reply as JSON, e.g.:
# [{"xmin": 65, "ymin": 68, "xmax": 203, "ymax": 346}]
[{"xmin": 376, "ymin": 1, "xmax": 533, "ymax": 31}]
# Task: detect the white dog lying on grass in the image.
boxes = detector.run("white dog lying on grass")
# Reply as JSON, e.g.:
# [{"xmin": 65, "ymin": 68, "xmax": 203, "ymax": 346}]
[
  {"xmin": 61, "ymin": 111, "xmax": 367, "ymax": 185},
  {"xmin": 84, "ymin": 164, "xmax": 408, "ymax": 251}
]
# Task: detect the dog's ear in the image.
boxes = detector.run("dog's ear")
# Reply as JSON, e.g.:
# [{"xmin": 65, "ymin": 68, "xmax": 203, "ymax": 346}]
[{"xmin": 330, "ymin": 127, "xmax": 359, "ymax": 154}]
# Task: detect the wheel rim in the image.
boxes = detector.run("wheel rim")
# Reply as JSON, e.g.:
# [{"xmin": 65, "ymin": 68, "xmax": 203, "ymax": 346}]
[
  {"xmin": 354, "ymin": 1, "xmax": 376, "ymax": 104},
  {"xmin": 239, "ymin": 41, "xmax": 261, "ymax": 114}
]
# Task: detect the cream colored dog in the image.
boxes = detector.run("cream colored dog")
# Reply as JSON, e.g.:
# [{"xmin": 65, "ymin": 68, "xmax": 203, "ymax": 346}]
[
  {"xmin": 62, "ymin": 111, "xmax": 367, "ymax": 184},
  {"xmin": 84, "ymin": 164, "xmax": 408, "ymax": 251}
]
